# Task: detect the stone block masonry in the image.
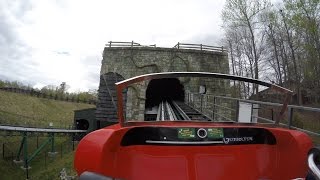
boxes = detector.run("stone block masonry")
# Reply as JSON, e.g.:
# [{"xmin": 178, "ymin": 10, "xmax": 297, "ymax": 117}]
[{"xmin": 96, "ymin": 42, "xmax": 229, "ymax": 122}]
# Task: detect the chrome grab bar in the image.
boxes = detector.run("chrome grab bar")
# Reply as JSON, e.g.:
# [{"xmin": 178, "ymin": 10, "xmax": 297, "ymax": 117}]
[
  {"xmin": 308, "ymin": 149, "xmax": 320, "ymax": 180},
  {"xmin": 146, "ymin": 140, "xmax": 224, "ymax": 145}
]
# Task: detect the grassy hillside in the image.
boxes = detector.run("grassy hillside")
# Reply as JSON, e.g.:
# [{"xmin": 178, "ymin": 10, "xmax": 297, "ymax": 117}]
[
  {"xmin": 0, "ymin": 90, "xmax": 95, "ymax": 179},
  {"xmin": 0, "ymin": 90, "xmax": 94, "ymax": 128}
]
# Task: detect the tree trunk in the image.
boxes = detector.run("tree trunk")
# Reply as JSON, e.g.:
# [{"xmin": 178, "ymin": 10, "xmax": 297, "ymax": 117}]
[{"xmin": 281, "ymin": 10, "xmax": 301, "ymax": 105}]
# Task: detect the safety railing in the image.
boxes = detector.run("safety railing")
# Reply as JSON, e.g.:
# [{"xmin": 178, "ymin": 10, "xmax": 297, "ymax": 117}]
[
  {"xmin": 186, "ymin": 92, "xmax": 237, "ymax": 122},
  {"xmin": 185, "ymin": 91, "xmax": 320, "ymax": 138},
  {"xmin": 106, "ymin": 41, "xmax": 156, "ymax": 48},
  {"xmin": 173, "ymin": 42, "xmax": 226, "ymax": 52},
  {"xmin": 105, "ymin": 41, "xmax": 226, "ymax": 53}
]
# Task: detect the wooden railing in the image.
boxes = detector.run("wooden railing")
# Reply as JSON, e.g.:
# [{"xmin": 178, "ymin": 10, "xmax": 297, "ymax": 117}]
[
  {"xmin": 106, "ymin": 41, "xmax": 156, "ymax": 48},
  {"xmin": 106, "ymin": 41, "xmax": 225, "ymax": 53},
  {"xmin": 173, "ymin": 42, "xmax": 226, "ymax": 52}
]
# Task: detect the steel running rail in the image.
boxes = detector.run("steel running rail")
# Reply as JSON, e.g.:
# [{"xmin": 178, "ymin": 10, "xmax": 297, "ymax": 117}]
[
  {"xmin": 165, "ymin": 101, "xmax": 177, "ymax": 121},
  {"xmin": 160, "ymin": 102, "xmax": 165, "ymax": 121},
  {"xmin": 0, "ymin": 125, "xmax": 86, "ymax": 133},
  {"xmin": 172, "ymin": 101, "xmax": 191, "ymax": 120},
  {"xmin": 156, "ymin": 102, "xmax": 162, "ymax": 121},
  {"xmin": 156, "ymin": 101, "xmax": 166, "ymax": 121},
  {"xmin": 156, "ymin": 101, "xmax": 178, "ymax": 121}
]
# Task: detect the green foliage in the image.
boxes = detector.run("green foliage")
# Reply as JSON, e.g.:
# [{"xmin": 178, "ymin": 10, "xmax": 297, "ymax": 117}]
[
  {"xmin": 0, "ymin": 80, "xmax": 4, "ymax": 87},
  {"xmin": 0, "ymin": 80, "xmax": 27, "ymax": 88},
  {"xmin": 292, "ymin": 113, "xmax": 304, "ymax": 129},
  {"xmin": 0, "ymin": 80, "xmax": 97, "ymax": 104},
  {"xmin": 0, "ymin": 136, "xmax": 78, "ymax": 180},
  {"xmin": 0, "ymin": 90, "xmax": 93, "ymax": 179}
]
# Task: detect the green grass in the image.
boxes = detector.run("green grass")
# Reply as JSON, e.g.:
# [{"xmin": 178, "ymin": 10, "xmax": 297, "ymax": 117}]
[
  {"xmin": 0, "ymin": 90, "xmax": 94, "ymax": 179},
  {"xmin": 0, "ymin": 136, "xmax": 78, "ymax": 180},
  {"xmin": 0, "ymin": 90, "xmax": 94, "ymax": 128}
]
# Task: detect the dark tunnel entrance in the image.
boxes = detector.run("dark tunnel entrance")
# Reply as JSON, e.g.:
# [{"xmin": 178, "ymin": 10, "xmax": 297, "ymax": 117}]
[
  {"xmin": 145, "ymin": 78, "xmax": 185, "ymax": 120},
  {"xmin": 76, "ymin": 119, "xmax": 89, "ymax": 130},
  {"xmin": 146, "ymin": 78, "xmax": 185, "ymax": 108}
]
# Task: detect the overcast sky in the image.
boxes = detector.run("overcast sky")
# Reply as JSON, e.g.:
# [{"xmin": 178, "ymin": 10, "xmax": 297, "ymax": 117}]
[{"xmin": 0, "ymin": 0, "xmax": 226, "ymax": 92}]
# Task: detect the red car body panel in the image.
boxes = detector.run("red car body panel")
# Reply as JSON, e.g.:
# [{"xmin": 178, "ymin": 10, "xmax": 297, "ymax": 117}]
[
  {"xmin": 74, "ymin": 122, "xmax": 313, "ymax": 180},
  {"xmin": 74, "ymin": 73, "xmax": 312, "ymax": 179}
]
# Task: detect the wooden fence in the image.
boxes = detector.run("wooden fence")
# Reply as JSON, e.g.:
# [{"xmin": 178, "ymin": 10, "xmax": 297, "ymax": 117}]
[
  {"xmin": 173, "ymin": 42, "xmax": 226, "ymax": 52},
  {"xmin": 105, "ymin": 41, "xmax": 226, "ymax": 53},
  {"xmin": 106, "ymin": 41, "xmax": 156, "ymax": 48}
]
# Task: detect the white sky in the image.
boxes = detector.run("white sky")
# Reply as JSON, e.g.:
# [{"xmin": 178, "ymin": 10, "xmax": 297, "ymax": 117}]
[{"xmin": 0, "ymin": 0, "xmax": 226, "ymax": 92}]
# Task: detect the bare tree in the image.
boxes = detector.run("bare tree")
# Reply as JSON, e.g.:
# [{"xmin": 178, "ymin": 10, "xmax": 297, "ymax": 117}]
[{"xmin": 222, "ymin": 0, "xmax": 271, "ymax": 95}]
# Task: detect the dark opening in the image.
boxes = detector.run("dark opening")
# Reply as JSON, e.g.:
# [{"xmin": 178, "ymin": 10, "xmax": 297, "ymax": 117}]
[
  {"xmin": 145, "ymin": 78, "xmax": 185, "ymax": 108},
  {"xmin": 76, "ymin": 119, "xmax": 89, "ymax": 130}
]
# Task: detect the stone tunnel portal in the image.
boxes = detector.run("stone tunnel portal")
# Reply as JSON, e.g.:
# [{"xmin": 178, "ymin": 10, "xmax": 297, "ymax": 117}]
[
  {"xmin": 144, "ymin": 78, "xmax": 185, "ymax": 121},
  {"xmin": 145, "ymin": 78, "xmax": 185, "ymax": 109},
  {"xmin": 76, "ymin": 119, "xmax": 89, "ymax": 130},
  {"xmin": 98, "ymin": 42, "xmax": 229, "ymax": 122}
]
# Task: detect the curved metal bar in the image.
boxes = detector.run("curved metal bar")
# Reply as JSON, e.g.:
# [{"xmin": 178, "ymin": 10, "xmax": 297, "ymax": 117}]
[
  {"xmin": 115, "ymin": 72, "xmax": 293, "ymax": 126},
  {"xmin": 116, "ymin": 72, "xmax": 291, "ymax": 91},
  {"xmin": 0, "ymin": 125, "xmax": 86, "ymax": 133},
  {"xmin": 308, "ymin": 153, "xmax": 320, "ymax": 180},
  {"xmin": 79, "ymin": 171, "xmax": 113, "ymax": 180},
  {"xmin": 145, "ymin": 140, "xmax": 224, "ymax": 145}
]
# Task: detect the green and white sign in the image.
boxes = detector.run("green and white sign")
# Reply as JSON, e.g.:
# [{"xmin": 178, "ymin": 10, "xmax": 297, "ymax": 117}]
[
  {"xmin": 178, "ymin": 128, "xmax": 195, "ymax": 139},
  {"xmin": 207, "ymin": 128, "xmax": 224, "ymax": 138}
]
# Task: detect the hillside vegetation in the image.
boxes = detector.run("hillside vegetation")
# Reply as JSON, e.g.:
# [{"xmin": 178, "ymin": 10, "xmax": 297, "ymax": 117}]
[
  {"xmin": 0, "ymin": 90, "xmax": 95, "ymax": 179},
  {"xmin": 0, "ymin": 90, "xmax": 94, "ymax": 128}
]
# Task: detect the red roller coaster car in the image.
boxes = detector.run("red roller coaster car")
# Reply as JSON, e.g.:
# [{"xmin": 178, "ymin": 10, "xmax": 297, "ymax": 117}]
[{"xmin": 74, "ymin": 72, "xmax": 320, "ymax": 180}]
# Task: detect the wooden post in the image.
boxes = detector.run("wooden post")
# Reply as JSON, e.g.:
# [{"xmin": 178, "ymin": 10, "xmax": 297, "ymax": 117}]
[
  {"xmin": 26, "ymin": 159, "xmax": 29, "ymax": 180},
  {"xmin": 288, "ymin": 107, "xmax": 294, "ymax": 128},
  {"xmin": 213, "ymin": 96, "xmax": 216, "ymax": 121},
  {"xmin": 235, "ymin": 100, "xmax": 239, "ymax": 122},
  {"xmin": 2, "ymin": 143, "xmax": 4, "ymax": 159},
  {"xmin": 50, "ymin": 133, "xmax": 55, "ymax": 153},
  {"xmin": 44, "ymin": 151, "xmax": 47, "ymax": 169},
  {"xmin": 60, "ymin": 144, "xmax": 62, "ymax": 158},
  {"xmin": 23, "ymin": 132, "xmax": 28, "ymax": 168},
  {"xmin": 200, "ymin": 95, "xmax": 203, "ymax": 112},
  {"xmin": 72, "ymin": 135, "xmax": 75, "ymax": 151}
]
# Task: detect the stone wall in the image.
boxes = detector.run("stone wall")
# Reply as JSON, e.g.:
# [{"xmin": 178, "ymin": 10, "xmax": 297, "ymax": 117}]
[{"xmin": 98, "ymin": 46, "xmax": 229, "ymax": 121}]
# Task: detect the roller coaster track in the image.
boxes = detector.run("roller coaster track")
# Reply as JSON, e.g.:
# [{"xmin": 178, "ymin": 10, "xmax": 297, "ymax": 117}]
[
  {"xmin": 0, "ymin": 125, "xmax": 86, "ymax": 133},
  {"xmin": 0, "ymin": 125, "xmax": 86, "ymax": 170},
  {"xmin": 155, "ymin": 101, "xmax": 211, "ymax": 121}
]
